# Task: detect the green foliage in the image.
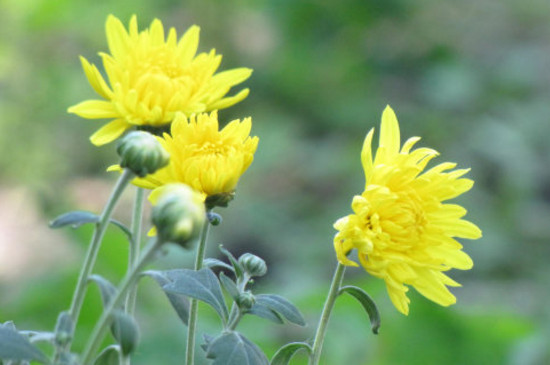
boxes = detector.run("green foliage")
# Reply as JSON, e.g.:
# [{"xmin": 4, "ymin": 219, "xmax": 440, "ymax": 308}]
[
  {"xmin": 270, "ymin": 342, "xmax": 311, "ymax": 365},
  {"xmin": 339, "ymin": 285, "xmax": 381, "ymax": 334},
  {"xmin": 110, "ymin": 310, "xmax": 139, "ymax": 356},
  {"xmin": 162, "ymin": 269, "xmax": 229, "ymax": 323},
  {"xmin": 49, "ymin": 211, "xmax": 133, "ymax": 242},
  {"xmin": 204, "ymin": 331, "xmax": 269, "ymax": 365},
  {"xmin": 0, "ymin": 323, "xmax": 50, "ymax": 364},
  {"xmin": 93, "ymin": 346, "xmax": 119, "ymax": 365}
]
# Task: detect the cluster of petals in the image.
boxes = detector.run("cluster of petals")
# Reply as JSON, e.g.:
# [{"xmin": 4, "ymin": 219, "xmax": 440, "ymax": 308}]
[
  {"xmin": 333, "ymin": 106, "xmax": 482, "ymax": 315},
  {"xmin": 128, "ymin": 111, "xmax": 258, "ymax": 198},
  {"xmin": 68, "ymin": 15, "xmax": 252, "ymax": 145}
]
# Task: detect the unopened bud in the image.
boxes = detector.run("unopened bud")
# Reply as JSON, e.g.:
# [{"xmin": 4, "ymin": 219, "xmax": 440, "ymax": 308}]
[
  {"xmin": 238, "ymin": 253, "xmax": 267, "ymax": 278},
  {"xmin": 152, "ymin": 184, "xmax": 206, "ymax": 248},
  {"xmin": 117, "ymin": 131, "xmax": 169, "ymax": 177},
  {"xmin": 236, "ymin": 291, "xmax": 255, "ymax": 310},
  {"xmin": 54, "ymin": 311, "xmax": 74, "ymax": 347}
]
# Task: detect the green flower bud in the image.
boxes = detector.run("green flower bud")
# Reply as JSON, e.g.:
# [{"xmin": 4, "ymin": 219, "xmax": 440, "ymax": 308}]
[
  {"xmin": 236, "ymin": 291, "xmax": 255, "ymax": 310},
  {"xmin": 117, "ymin": 131, "xmax": 169, "ymax": 177},
  {"xmin": 54, "ymin": 311, "xmax": 74, "ymax": 347},
  {"xmin": 238, "ymin": 253, "xmax": 267, "ymax": 278},
  {"xmin": 110, "ymin": 310, "xmax": 140, "ymax": 356},
  {"xmin": 152, "ymin": 184, "xmax": 206, "ymax": 248}
]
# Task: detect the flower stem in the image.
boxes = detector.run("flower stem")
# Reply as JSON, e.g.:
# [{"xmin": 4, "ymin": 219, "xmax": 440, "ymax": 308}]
[
  {"xmin": 122, "ymin": 187, "xmax": 145, "ymax": 365},
  {"xmin": 125, "ymin": 187, "xmax": 145, "ymax": 315},
  {"xmin": 61, "ymin": 169, "xmax": 134, "ymax": 356},
  {"xmin": 309, "ymin": 263, "xmax": 346, "ymax": 365},
  {"xmin": 80, "ymin": 238, "xmax": 161, "ymax": 365},
  {"xmin": 185, "ymin": 217, "xmax": 211, "ymax": 365}
]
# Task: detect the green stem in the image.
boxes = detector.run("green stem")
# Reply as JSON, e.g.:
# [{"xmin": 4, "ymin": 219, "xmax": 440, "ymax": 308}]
[
  {"xmin": 122, "ymin": 187, "xmax": 145, "ymax": 365},
  {"xmin": 125, "ymin": 187, "xmax": 145, "ymax": 315},
  {"xmin": 185, "ymin": 217, "xmax": 211, "ymax": 365},
  {"xmin": 58, "ymin": 170, "xmax": 134, "ymax": 359},
  {"xmin": 80, "ymin": 238, "xmax": 161, "ymax": 365},
  {"xmin": 308, "ymin": 263, "xmax": 346, "ymax": 365}
]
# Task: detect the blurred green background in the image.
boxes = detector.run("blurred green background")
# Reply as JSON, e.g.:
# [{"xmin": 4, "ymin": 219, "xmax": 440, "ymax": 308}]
[{"xmin": 1, "ymin": 0, "xmax": 549, "ymax": 364}]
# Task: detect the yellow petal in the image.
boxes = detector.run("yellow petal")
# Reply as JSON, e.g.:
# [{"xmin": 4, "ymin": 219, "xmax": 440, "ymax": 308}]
[
  {"xmin": 210, "ymin": 68, "xmax": 253, "ymax": 89},
  {"xmin": 379, "ymin": 105, "xmax": 401, "ymax": 159},
  {"xmin": 105, "ymin": 15, "xmax": 129, "ymax": 60},
  {"xmin": 361, "ymin": 128, "xmax": 374, "ymax": 184},
  {"xmin": 208, "ymin": 88, "xmax": 250, "ymax": 110},
  {"xmin": 68, "ymin": 100, "xmax": 119, "ymax": 119},
  {"xmin": 80, "ymin": 56, "xmax": 112, "ymax": 99},
  {"xmin": 178, "ymin": 25, "xmax": 200, "ymax": 63},
  {"xmin": 90, "ymin": 119, "xmax": 130, "ymax": 146}
]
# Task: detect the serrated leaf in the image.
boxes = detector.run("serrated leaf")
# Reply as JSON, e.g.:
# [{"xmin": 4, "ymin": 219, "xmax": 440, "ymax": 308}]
[
  {"xmin": 219, "ymin": 272, "xmax": 240, "ymax": 300},
  {"xmin": 162, "ymin": 268, "xmax": 228, "ymax": 321},
  {"xmin": 219, "ymin": 245, "xmax": 243, "ymax": 279},
  {"xmin": 94, "ymin": 345, "xmax": 119, "ymax": 365},
  {"xmin": 0, "ymin": 327, "xmax": 50, "ymax": 364},
  {"xmin": 110, "ymin": 310, "xmax": 139, "ymax": 356},
  {"xmin": 270, "ymin": 342, "xmax": 312, "ymax": 365},
  {"xmin": 143, "ymin": 271, "xmax": 190, "ymax": 325},
  {"xmin": 204, "ymin": 258, "xmax": 235, "ymax": 273},
  {"xmin": 89, "ymin": 275, "xmax": 119, "ymax": 309},
  {"xmin": 339, "ymin": 285, "xmax": 381, "ymax": 334},
  {"xmin": 255, "ymin": 295, "xmax": 305, "ymax": 326},
  {"xmin": 245, "ymin": 304, "xmax": 284, "ymax": 324},
  {"xmin": 205, "ymin": 331, "xmax": 269, "ymax": 365}
]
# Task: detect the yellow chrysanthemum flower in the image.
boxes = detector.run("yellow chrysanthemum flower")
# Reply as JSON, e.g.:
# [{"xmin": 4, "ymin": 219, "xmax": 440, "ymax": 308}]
[
  {"xmin": 128, "ymin": 111, "xmax": 258, "ymax": 199},
  {"xmin": 333, "ymin": 106, "xmax": 482, "ymax": 315},
  {"xmin": 68, "ymin": 15, "xmax": 253, "ymax": 146}
]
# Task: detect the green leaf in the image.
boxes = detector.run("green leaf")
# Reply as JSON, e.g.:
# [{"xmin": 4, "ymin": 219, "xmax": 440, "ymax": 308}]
[
  {"xmin": 110, "ymin": 310, "xmax": 139, "ymax": 356},
  {"xmin": 254, "ymin": 295, "xmax": 305, "ymax": 326},
  {"xmin": 144, "ymin": 270, "xmax": 190, "ymax": 325},
  {"xmin": 204, "ymin": 258, "xmax": 235, "ymax": 273},
  {"xmin": 245, "ymin": 304, "xmax": 284, "ymax": 324},
  {"xmin": 339, "ymin": 285, "xmax": 381, "ymax": 334},
  {"xmin": 94, "ymin": 345, "xmax": 120, "ymax": 365},
  {"xmin": 49, "ymin": 211, "xmax": 133, "ymax": 243},
  {"xmin": 270, "ymin": 342, "xmax": 312, "ymax": 365},
  {"xmin": 162, "ymin": 268, "xmax": 228, "ymax": 321},
  {"xmin": 205, "ymin": 331, "xmax": 269, "ymax": 365},
  {"xmin": 0, "ymin": 326, "xmax": 50, "ymax": 364},
  {"xmin": 219, "ymin": 272, "xmax": 240, "ymax": 300},
  {"xmin": 49, "ymin": 210, "xmax": 99, "ymax": 228},
  {"xmin": 219, "ymin": 245, "xmax": 244, "ymax": 280},
  {"xmin": 89, "ymin": 275, "xmax": 119, "ymax": 308}
]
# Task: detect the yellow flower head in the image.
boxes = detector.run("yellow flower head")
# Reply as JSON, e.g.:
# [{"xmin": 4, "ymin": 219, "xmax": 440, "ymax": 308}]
[
  {"xmin": 334, "ymin": 106, "xmax": 482, "ymax": 315},
  {"xmin": 68, "ymin": 15, "xmax": 253, "ymax": 146},
  {"xmin": 131, "ymin": 111, "xmax": 258, "ymax": 199}
]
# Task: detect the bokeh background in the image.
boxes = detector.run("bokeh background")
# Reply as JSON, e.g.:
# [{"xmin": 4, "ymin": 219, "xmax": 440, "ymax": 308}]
[{"xmin": 1, "ymin": 0, "xmax": 550, "ymax": 364}]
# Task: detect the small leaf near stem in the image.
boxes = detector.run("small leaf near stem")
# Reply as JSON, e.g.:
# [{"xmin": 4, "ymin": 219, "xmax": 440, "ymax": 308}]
[
  {"xmin": 186, "ymin": 214, "xmax": 211, "ymax": 365},
  {"xmin": 308, "ymin": 262, "xmax": 346, "ymax": 365},
  {"xmin": 271, "ymin": 342, "xmax": 312, "ymax": 365},
  {"xmin": 339, "ymin": 286, "xmax": 381, "ymax": 334}
]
